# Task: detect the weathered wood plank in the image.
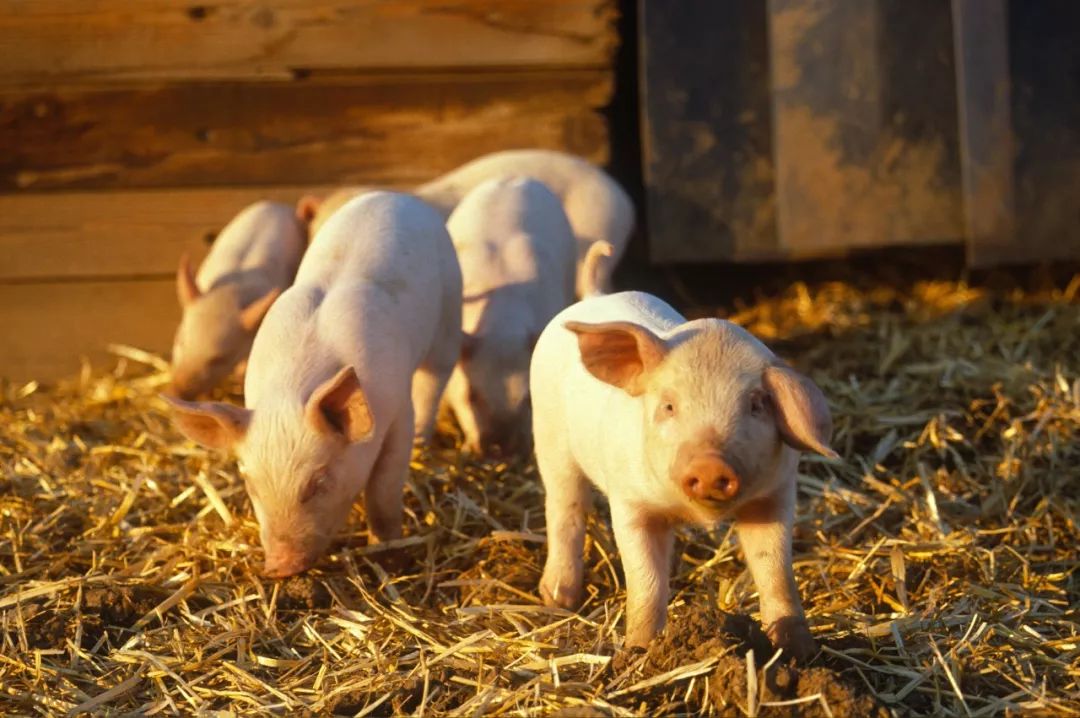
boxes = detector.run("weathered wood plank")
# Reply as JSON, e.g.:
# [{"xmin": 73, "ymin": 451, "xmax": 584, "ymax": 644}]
[
  {"xmin": 767, "ymin": 0, "xmax": 961, "ymax": 257},
  {"xmin": 0, "ymin": 72, "xmax": 611, "ymax": 192},
  {"xmin": 0, "ymin": 187, "xmax": 338, "ymax": 281},
  {"xmin": 951, "ymin": 0, "xmax": 1016, "ymax": 267},
  {"xmin": 1007, "ymin": 0, "xmax": 1080, "ymax": 264},
  {"xmin": 644, "ymin": 0, "xmax": 962, "ymax": 264},
  {"xmin": 640, "ymin": 0, "xmax": 777, "ymax": 263},
  {"xmin": 0, "ymin": 0, "xmax": 618, "ymax": 86},
  {"xmin": 0, "ymin": 279, "xmax": 177, "ymax": 382}
]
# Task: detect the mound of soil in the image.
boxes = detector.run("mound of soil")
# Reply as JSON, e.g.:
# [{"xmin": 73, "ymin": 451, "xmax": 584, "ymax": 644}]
[
  {"xmin": 276, "ymin": 576, "xmax": 332, "ymax": 611},
  {"xmin": 613, "ymin": 599, "xmax": 887, "ymax": 718},
  {"xmin": 80, "ymin": 586, "xmax": 161, "ymax": 647},
  {"xmin": 83, "ymin": 586, "xmax": 159, "ymax": 624},
  {"xmin": 25, "ymin": 609, "xmax": 70, "ymax": 650},
  {"xmin": 24, "ymin": 585, "xmax": 175, "ymax": 650}
]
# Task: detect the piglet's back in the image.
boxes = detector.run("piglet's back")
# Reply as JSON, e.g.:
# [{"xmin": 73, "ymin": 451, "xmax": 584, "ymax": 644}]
[
  {"xmin": 296, "ymin": 192, "xmax": 446, "ymax": 287},
  {"xmin": 198, "ymin": 201, "xmax": 306, "ymax": 290}
]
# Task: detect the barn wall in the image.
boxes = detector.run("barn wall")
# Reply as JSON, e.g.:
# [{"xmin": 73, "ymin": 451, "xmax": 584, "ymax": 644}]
[
  {"xmin": 640, "ymin": 0, "xmax": 1080, "ymax": 267},
  {"xmin": 0, "ymin": 1, "xmax": 619, "ymax": 381}
]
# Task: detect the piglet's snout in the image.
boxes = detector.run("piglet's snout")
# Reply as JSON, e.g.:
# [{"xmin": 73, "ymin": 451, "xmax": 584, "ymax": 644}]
[
  {"xmin": 263, "ymin": 547, "xmax": 315, "ymax": 579},
  {"xmin": 679, "ymin": 453, "xmax": 741, "ymax": 504}
]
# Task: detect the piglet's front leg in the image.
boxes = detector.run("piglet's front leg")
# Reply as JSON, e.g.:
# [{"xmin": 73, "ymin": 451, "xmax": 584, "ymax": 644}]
[
  {"xmin": 734, "ymin": 478, "xmax": 816, "ymax": 663},
  {"xmin": 610, "ymin": 501, "xmax": 674, "ymax": 648},
  {"xmin": 364, "ymin": 416, "xmax": 414, "ymax": 545}
]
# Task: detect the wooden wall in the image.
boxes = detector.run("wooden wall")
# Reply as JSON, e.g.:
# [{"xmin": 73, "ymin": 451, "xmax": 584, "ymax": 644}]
[
  {"xmin": 0, "ymin": 1, "xmax": 618, "ymax": 381},
  {"xmin": 640, "ymin": 0, "xmax": 1080, "ymax": 266}
]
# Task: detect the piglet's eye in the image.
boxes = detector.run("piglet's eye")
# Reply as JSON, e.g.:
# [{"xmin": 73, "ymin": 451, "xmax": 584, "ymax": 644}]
[
  {"xmin": 750, "ymin": 390, "xmax": 771, "ymax": 417},
  {"xmin": 300, "ymin": 470, "xmax": 330, "ymax": 504}
]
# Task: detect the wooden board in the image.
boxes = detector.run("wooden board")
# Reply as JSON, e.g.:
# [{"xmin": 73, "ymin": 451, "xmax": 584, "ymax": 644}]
[
  {"xmin": 767, "ymin": 0, "xmax": 961, "ymax": 257},
  {"xmin": 0, "ymin": 186, "xmax": 339, "ymax": 281},
  {"xmin": 0, "ymin": 279, "xmax": 177, "ymax": 382},
  {"xmin": 0, "ymin": 71, "xmax": 611, "ymax": 192},
  {"xmin": 640, "ymin": 0, "xmax": 777, "ymax": 263},
  {"xmin": 0, "ymin": 0, "xmax": 618, "ymax": 86},
  {"xmin": 957, "ymin": 0, "xmax": 1080, "ymax": 267},
  {"xmin": 642, "ymin": 0, "xmax": 963, "ymax": 264},
  {"xmin": 1005, "ymin": 0, "xmax": 1080, "ymax": 265},
  {"xmin": 951, "ymin": 0, "xmax": 1015, "ymax": 267}
]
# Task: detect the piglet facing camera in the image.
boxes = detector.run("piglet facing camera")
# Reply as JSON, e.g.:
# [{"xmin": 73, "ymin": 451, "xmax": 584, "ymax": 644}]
[
  {"xmin": 530, "ymin": 291, "xmax": 837, "ymax": 662},
  {"xmin": 166, "ymin": 192, "xmax": 462, "ymax": 578}
]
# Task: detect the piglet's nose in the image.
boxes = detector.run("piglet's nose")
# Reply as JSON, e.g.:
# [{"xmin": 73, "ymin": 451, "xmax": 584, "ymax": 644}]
[
  {"xmin": 263, "ymin": 549, "xmax": 313, "ymax": 579},
  {"xmin": 680, "ymin": 454, "xmax": 741, "ymax": 503}
]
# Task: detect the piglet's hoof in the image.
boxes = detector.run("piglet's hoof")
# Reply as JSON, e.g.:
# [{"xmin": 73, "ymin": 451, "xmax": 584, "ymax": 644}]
[
  {"xmin": 767, "ymin": 616, "xmax": 817, "ymax": 664},
  {"xmin": 539, "ymin": 574, "xmax": 583, "ymax": 611}
]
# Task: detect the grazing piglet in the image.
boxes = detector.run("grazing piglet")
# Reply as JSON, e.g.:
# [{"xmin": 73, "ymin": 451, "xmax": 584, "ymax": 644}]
[
  {"xmin": 301, "ymin": 149, "xmax": 634, "ymax": 297},
  {"xmin": 166, "ymin": 192, "xmax": 462, "ymax": 577},
  {"xmin": 442, "ymin": 177, "xmax": 577, "ymax": 455},
  {"xmin": 171, "ymin": 201, "xmax": 305, "ymax": 399},
  {"xmin": 531, "ymin": 291, "xmax": 837, "ymax": 661}
]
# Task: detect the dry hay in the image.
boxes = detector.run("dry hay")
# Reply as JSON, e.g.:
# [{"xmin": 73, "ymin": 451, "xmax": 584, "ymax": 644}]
[{"xmin": 1, "ymin": 273, "xmax": 1078, "ymax": 716}]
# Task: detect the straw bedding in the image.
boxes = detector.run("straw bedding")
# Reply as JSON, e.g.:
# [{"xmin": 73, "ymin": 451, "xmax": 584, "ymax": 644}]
[{"xmin": 1, "ymin": 272, "xmax": 1077, "ymax": 716}]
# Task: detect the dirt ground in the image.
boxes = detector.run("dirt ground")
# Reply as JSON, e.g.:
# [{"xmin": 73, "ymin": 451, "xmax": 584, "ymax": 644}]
[{"xmin": 1, "ymin": 261, "xmax": 1078, "ymax": 716}]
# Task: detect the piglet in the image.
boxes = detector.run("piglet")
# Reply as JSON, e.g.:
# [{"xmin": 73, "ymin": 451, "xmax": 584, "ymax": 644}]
[
  {"xmin": 531, "ymin": 291, "xmax": 837, "ymax": 661},
  {"xmin": 171, "ymin": 201, "xmax": 305, "ymax": 399},
  {"xmin": 442, "ymin": 177, "xmax": 577, "ymax": 455},
  {"xmin": 301, "ymin": 150, "xmax": 634, "ymax": 297},
  {"xmin": 166, "ymin": 192, "xmax": 462, "ymax": 577}
]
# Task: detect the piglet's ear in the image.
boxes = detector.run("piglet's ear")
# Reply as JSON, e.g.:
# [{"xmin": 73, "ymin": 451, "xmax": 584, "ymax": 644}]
[
  {"xmin": 306, "ymin": 366, "xmax": 374, "ymax": 443},
  {"xmin": 239, "ymin": 288, "xmax": 281, "ymax": 332},
  {"xmin": 162, "ymin": 395, "xmax": 250, "ymax": 450},
  {"xmin": 296, "ymin": 195, "xmax": 322, "ymax": 224},
  {"xmin": 762, "ymin": 364, "xmax": 839, "ymax": 459},
  {"xmin": 564, "ymin": 320, "xmax": 668, "ymax": 396},
  {"xmin": 176, "ymin": 253, "xmax": 201, "ymax": 308}
]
